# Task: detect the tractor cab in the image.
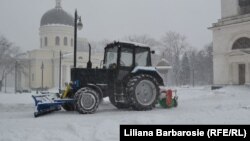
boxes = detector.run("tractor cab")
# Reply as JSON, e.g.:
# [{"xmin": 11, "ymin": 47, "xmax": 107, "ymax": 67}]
[
  {"xmin": 104, "ymin": 41, "xmax": 152, "ymax": 69},
  {"xmin": 103, "ymin": 41, "xmax": 153, "ymax": 81}
]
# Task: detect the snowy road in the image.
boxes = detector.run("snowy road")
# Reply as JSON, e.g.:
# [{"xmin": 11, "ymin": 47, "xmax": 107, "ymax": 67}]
[{"xmin": 0, "ymin": 86, "xmax": 249, "ymax": 141}]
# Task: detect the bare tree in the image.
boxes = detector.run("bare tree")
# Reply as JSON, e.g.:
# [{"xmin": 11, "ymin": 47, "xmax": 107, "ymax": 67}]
[
  {"xmin": 195, "ymin": 43, "xmax": 213, "ymax": 85},
  {"xmin": 161, "ymin": 31, "xmax": 189, "ymax": 86},
  {"xmin": 123, "ymin": 34, "xmax": 160, "ymax": 47},
  {"xmin": 123, "ymin": 34, "xmax": 162, "ymax": 65},
  {"xmin": 0, "ymin": 36, "xmax": 20, "ymax": 91},
  {"xmin": 185, "ymin": 47, "xmax": 198, "ymax": 86},
  {"xmin": 180, "ymin": 53, "xmax": 191, "ymax": 86},
  {"xmin": 185, "ymin": 43, "xmax": 213, "ymax": 86},
  {"xmin": 97, "ymin": 39, "xmax": 112, "ymax": 53},
  {"xmin": 204, "ymin": 43, "xmax": 213, "ymax": 84}
]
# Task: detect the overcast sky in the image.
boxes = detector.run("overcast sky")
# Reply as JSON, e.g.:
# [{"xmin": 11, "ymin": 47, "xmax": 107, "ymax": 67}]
[{"xmin": 0, "ymin": 0, "xmax": 220, "ymax": 51}]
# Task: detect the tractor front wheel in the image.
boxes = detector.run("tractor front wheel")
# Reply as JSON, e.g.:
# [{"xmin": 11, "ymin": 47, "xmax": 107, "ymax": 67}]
[
  {"xmin": 74, "ymin": 87, "xmax": 100, "ymax": 114},
  {"xmin": 126, "ymin": 74, "xmax": 160, "ymax": 111}
]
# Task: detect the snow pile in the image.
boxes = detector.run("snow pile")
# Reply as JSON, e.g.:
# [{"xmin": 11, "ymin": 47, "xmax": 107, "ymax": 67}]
[{"xmin": 0, "ymin": 86, "xmax": 250, "ymax": 141}]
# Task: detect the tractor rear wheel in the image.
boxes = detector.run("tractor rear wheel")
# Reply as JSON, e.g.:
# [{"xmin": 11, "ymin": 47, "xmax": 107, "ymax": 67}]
[
  {"xmin": 74, "ymin": 87, "xmax": 100, "ymax": 114},
  {"xmin": 126, "ymin": 74, "xmax": 160, "ymax": 111}
]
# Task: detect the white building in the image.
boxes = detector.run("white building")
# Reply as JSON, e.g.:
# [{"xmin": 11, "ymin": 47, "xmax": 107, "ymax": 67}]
[
  {"xmin": 17, "ymin": 0, "xmax": 103, "ymax": 91},
  {"xmin": 210, "ymin": 0, "xmax": 250, "ymax": 85}
]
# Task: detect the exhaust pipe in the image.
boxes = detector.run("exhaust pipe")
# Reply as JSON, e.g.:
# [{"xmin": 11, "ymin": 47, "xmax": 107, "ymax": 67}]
[{"xmin": 87, "ymin": 43, "xmax": 92, "ymax": 69}]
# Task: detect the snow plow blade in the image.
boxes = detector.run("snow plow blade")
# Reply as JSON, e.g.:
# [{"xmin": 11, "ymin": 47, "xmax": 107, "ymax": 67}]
[{"xmin": 32, "ymin": 93, "xmax": 74, "ymax": 117}]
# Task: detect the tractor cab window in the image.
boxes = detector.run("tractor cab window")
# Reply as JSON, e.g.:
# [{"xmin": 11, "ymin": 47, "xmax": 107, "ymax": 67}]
[
  {"xmin": 135, "ymin": 48, "xmax": 150, "ymax": 66},
  {"xmin": 120, "ymin": 47, "xmax": 133, "ymax": 67},
  {"xmin": 104, "ymin": 47, "xmax": 118, "ymax": 68}
]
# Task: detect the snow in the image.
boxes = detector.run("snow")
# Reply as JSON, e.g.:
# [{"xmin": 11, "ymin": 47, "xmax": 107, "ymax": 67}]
[
  {"xmin": 0, "ymin": 86, "xmax": 250, "ymax": 141},
  {"xmin": 116, "ymin": 40, "xmax": 149, "ymax": 47}
]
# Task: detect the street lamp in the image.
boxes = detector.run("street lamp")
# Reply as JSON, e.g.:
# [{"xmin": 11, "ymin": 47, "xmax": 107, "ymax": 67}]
[
  {"xmin": 41, "ymin": 62, "xmax": 44, "ymax": 91},
  {"xmin": 74, "ymin": 9, "xmax": 83, "ymax": 68},
  {"xmin": 59, "ymin": 51, "xmax": 62, "ymax": 92},
  {"xmin": 59, "ymin": 51, "xmax": 73, "ymax": 93}
]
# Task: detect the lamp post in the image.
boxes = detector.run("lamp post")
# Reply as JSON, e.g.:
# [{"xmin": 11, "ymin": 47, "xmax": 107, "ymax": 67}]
[
  {"xmin": 59, "ymin": 51, "xmax": 73, "ymax": 93},
  {"xmin": 74, "ymin": 9, "xmax": 83, "ymax": 68},
  {"xmin": 41, "ymin": 62, "xmax": 44, "ymax": 91},
  {"xmin": 59, "ymin": 51, "xmax": 62, "ymax": 92}
]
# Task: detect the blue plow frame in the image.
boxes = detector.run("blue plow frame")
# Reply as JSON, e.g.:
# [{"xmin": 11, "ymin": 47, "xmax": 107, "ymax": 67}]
[{"xmin": 32, "ymin": 94, "xmax": 75, "ymax": 117}]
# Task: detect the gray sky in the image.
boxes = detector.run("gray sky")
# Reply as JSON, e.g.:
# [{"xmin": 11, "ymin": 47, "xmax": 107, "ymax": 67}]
[{"xmin": 0, "ymin": 0, "xmax": 220, "ymax": 51}]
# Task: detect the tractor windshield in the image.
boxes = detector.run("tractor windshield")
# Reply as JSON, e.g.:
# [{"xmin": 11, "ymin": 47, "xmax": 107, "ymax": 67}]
[
  {"xmin": 104, "ymin": 46, "xmax": 118, "ymax": 68},
  {"xmin": 135, "ymin": 48, "xmax": 150, "ymax": 66},
  {"xmin": 120, "ymin": 47, "xmax": 133, "ymax": 67}
]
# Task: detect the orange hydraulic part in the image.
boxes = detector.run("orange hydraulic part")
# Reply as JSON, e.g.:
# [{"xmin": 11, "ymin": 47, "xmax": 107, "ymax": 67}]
[{"xmin": 166, "ymin": 89, "xmax": 173, "ymax": 107}]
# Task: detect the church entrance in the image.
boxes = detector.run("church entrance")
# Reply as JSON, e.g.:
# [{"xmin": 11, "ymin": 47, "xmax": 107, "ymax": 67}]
[{"xmin": 239, "ymin": 64, "xmax": 246, "ymax": 85}]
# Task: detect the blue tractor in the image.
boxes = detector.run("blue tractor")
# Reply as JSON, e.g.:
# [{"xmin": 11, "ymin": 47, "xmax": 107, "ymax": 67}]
[{"xmin": 33, "ymin": 41, "xmax": 174, "ymax": 117}]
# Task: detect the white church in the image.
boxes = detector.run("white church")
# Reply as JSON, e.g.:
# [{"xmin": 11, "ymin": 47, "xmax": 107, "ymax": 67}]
[
  {"xmin": 211, "ymin": 0, "xmax": 250, "ymax": 85},
  {"xmin": 17, "ymin": 0, "xmax": 103, "ymax": 91}
]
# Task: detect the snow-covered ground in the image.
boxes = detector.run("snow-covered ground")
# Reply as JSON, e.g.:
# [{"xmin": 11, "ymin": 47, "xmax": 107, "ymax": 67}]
[{"xmin": 0, "ymin": 86, "xmax": 249, "ymax": 141}]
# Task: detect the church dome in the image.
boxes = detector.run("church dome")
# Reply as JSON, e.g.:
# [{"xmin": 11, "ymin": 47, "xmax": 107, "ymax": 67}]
[{"xmin": 40, "ymin": 0, "xmax": 73, "ymax": 26}]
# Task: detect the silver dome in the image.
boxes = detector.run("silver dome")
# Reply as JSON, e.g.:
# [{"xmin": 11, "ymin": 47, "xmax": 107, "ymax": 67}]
[{"xmin": 40, "ymin": 6, "xmax": 74, "ymax": 26}]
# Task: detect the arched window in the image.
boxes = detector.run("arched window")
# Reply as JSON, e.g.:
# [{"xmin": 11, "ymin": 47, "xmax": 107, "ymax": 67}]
[
  {"xmin": 44, "ymin": 37, "xmax": 48, "ymax": 47},
  {"xmin": 64, "ymin": 37, "xmax": 68, "ymax": 46},
  {"xmin": 55, "ymin": 36, "xmax": 60, "ymax": 46},
  {"xmin": 71, "ymin": 38, "xmax": 73, "ymax": 47},
  {"xmin": 239, "ymin": 0, "xmax": 250, "ymax": 15},
  {"xmin": 232, "ymin": 37, "xmax": 250, "ymax": 50}
]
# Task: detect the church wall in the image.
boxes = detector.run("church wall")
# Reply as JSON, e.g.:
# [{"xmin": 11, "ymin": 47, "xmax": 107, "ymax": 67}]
[
  {"xmin": 221, "ymin": 0, "xmax": 239, "ymax": 18},
  {"xmin": 213, "ymin": 21, "xmax": 250, "ymax": 53},
  {"xmin": 21, "ymin": 65, "xmax": 30, "ymax": 90},
  {"xmin": 44, "ymin": 60, "xmax": 54, "ymax": 89},
  {"xmin": 212, "ymin": 26, "xmax": 230, "ymax": 85},
  {"xmin": 27, "ymin": 51, "xmax": 103, "ymax": 90},
  {"xmin": 212, "ymin": 18, "xmax": 250, "ymax": 85},
  {"xmin": 30, "ymin": 60, "xmax": 54, "ymax": 89},
  {"xmin": 213, "ymin": 55, "xmax": 229, "ymax": 85},
  {"xmin": 212, "ymin": 20, "xmax": 250, "ymax": 85},
  {"xmin": 28, "ymin": 50, "xmax": 55, "ymax": 89},
  {"xmin": 30, "ymin": 60, "xmax": 41, "ymax": 89},
  {"xmin": 40, "ymin": 25, "xmax": 74, "ymax": 53}
]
